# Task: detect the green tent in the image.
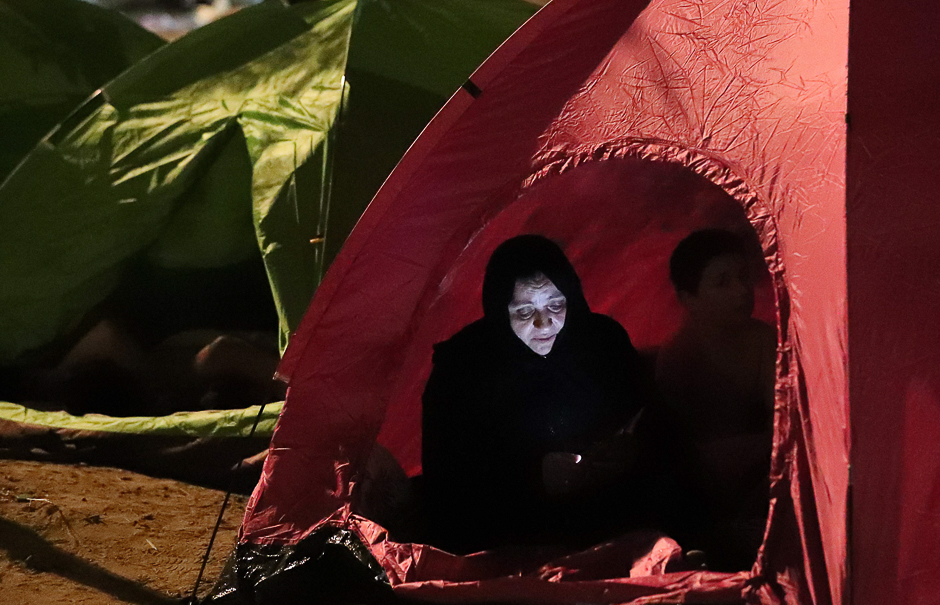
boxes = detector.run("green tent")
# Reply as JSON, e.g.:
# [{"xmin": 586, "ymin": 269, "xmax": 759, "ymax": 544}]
[
  {"xmin": 0, "ymin": 0, "xmax": 537, "ymax": 366},
  {"xmin": 0, "ymin": 0, "xmax": 165, "ymax": 181}
]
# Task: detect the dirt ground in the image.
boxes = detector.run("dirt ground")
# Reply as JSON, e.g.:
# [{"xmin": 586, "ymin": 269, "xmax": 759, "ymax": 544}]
[{"xmin": 0, "ymin": 459, "xmax": 246, "ymax": 604}]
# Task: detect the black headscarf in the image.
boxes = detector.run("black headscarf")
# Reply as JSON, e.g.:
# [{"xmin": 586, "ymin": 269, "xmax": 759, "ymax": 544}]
[
  {"xmin": 481, "ymin": 234, "xmax": 590, "ymax": 326},
  {"xmin": 477, "ymin": 234, "xmax": 596, "ymax": 366}
]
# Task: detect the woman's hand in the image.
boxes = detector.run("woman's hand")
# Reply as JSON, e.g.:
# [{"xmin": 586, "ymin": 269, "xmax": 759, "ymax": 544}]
[
  {"xmin": 542, "ymin": 452, "xmax": 588, "ymax": 495},
  {"xmin": 542, "ymin": 434, "xmax": 636, "ymax": 495}
]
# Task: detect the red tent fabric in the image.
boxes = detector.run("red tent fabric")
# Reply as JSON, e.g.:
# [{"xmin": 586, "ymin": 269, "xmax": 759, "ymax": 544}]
[
  {"xmin": 238, "ymin": 0, "xmax": 940, "ymax": 603},
  {"xmin": 847, "ymin": 2, "xmax": 940, "ymax": 605}
]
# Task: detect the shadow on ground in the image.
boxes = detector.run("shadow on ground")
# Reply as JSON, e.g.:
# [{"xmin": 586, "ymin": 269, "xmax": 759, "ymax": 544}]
[{"xmin": 0, "ymin": 515, "xmax": 178, "ymax": 604}]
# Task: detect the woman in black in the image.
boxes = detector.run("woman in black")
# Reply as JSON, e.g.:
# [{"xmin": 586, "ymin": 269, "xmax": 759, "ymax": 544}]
[{"xmin": 421, "ymin": 235, "xmax": 650, "ymax": 553}]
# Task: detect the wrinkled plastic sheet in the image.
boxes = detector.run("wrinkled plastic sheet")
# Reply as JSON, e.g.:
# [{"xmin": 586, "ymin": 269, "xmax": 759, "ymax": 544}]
[
  {"xmin": 206, "ymin": 525, "xmax": 394, "ymax": 605},
  {"xmin": 209, "ymin": 517, "xmax": 753, "ymax": 605}
]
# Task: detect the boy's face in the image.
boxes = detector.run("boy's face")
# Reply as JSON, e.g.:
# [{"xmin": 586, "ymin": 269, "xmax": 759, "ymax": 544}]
[{"xmin": 681, "ymin": 253, "xmax": 754, "ymax": 327}]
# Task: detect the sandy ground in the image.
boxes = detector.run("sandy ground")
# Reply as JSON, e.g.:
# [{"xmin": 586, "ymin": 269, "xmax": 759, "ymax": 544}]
[{"xmin": 0, "ymin": 459, "xmax": 246, "ymax": 604}]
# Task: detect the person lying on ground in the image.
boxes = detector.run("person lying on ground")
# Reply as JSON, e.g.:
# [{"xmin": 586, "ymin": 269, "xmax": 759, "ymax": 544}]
[
  {"xmin": 13, "ymin": 321, "xmax": 284, "ymax": 417},
  {"xmin": 655, "ymin": 228, "xmax": 776, "ymax": 570},
  {"xmin": 421, "ymin": 234, "xmax": 651, "ymax": 554}
]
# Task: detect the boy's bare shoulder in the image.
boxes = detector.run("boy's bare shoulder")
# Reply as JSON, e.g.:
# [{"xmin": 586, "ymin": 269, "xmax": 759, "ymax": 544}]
[{"xmin": 656, "ymin": 319, "xmax": 775, "ymax": 373}]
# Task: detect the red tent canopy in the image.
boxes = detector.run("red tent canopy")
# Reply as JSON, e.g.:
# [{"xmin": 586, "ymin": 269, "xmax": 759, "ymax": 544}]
[{"xmin": 238, "ymin": 0, "xmax": 940, "ymax": 604}]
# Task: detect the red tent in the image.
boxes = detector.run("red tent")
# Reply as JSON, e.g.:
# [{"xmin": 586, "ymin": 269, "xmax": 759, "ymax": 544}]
[{"xmin": 234, "ymin": 0, "xmax": 940, "ymax": 604}]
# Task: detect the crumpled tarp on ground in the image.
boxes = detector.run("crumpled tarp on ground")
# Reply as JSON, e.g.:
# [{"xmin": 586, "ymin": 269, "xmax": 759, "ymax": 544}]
[{"xmin": 210, "ymin": 518, "xmax": 752, "ymax": 605}]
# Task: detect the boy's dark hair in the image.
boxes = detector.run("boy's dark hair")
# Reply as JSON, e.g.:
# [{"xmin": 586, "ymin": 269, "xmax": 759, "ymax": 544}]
[{"xmin": 669, "ymin": 229, "xmax": 748, "ymax": 294}]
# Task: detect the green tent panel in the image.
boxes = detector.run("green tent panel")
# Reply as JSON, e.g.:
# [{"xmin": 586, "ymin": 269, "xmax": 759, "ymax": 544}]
[
  {"xmin": 0, "ymin": 0, "xmax": 538, "ymax": 365},
  {"xmin": 0, "ymin": 0, "xmax": 165, "ymax": 180},
  {"xmin": 325, "ymin": 0, "xmax": 540, "ymax": 267}
]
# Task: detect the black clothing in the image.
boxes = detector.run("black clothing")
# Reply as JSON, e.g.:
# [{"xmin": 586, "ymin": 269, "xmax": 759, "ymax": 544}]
[{"xmin": 421, "ymin": 235, "xmax": 648, "ymax": 553}]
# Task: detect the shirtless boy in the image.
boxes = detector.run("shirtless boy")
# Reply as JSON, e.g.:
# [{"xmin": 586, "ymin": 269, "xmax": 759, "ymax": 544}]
[{"xmin": 655, "ymin": 229, "xmax": 776, "ymax": 569}]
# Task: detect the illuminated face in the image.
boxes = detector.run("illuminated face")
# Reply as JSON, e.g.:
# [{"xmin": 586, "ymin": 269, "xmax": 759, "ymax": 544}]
[
  {"xmin": 508, "ymin": 273, "xmax": 567, "ymax": 355},
  {"xmin": 682, "ymin": 253, "xmax": 754, "ymax": 326}
]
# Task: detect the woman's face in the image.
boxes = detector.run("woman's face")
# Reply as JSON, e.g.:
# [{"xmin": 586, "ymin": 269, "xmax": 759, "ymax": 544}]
[{"xmin": 508, "ymin": 273, "xmax": 567, "ymax": 355}]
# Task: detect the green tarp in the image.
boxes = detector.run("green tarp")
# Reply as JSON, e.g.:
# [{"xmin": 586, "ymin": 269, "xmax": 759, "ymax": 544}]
[
  {"xmin": 0, "ymin": 400, "xmax": 281, "ymax": 491},
  {"xmin": 0, "ymin": 0, "xmax": 165, "ymax": 180},
  {"xmin": 0, "ymin": 400, "xmax": 282, "ymax": 437},
  {"xmin": 0, "ymin": 0, "xmax": 537, "ymax": 365}
]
